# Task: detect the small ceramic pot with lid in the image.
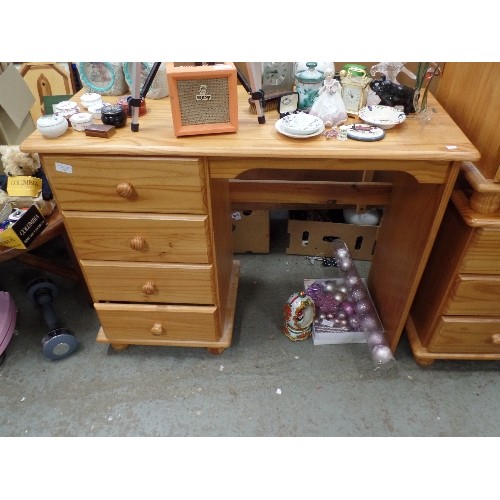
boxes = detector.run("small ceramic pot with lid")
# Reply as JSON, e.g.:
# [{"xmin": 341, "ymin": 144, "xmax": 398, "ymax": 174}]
[
  {"xmin": 88, "ymin": 101, "xmax": 111, "ymax": 119},
  {"xmin": 80, "ymin": 92, "xmax": 103, "ymax": 109},
  {"xmin": 54, "ymin": 100, "xmax": 80, "ymax": 122},
  {"xmin": 295, "ymin": 62, "xmax": 325, "ymax": 111},
  {"xmin": 69, "ymin": 112, "xmax": 93, "ymax": 131},
  {"xmin": 36, "ymin": 114, "xmax": 69, "ymax": 138},
  {"xmin": 116, "ymin": 95, "xmax": 147, "ymax": 117},
  {"xmin": 101, "ymin": 104, "xmax": 127, "ymax": 128}
]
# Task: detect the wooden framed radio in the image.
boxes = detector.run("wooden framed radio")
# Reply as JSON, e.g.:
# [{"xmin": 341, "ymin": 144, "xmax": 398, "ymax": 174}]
[{"xmin": 166, "ymin": 62, "xmax": 239, "ymax": 137}]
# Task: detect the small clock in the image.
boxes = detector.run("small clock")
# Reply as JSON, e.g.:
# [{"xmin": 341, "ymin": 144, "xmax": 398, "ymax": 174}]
[
  {"xmin": 261, "ymin": 62, "xmax": 295, "ymax": 95},
  {"xmin": 340, "ymin": 68, "xmax": 371, "ymax": 116}
]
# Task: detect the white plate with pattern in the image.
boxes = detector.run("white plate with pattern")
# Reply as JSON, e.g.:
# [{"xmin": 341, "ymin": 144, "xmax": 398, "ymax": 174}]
[
  {"xmin": 275, "ymin": 118, "xmax": 325, "ymax": 139},
  {"xmin": 280, "ymin": 112, "xmax": 324, "ymax": 135}
]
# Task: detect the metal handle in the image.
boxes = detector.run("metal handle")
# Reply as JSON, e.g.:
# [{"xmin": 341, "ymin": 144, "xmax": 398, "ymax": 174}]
[{"xmin": 492, "ymin": 334, "xmax": 500, "ymax": 345}]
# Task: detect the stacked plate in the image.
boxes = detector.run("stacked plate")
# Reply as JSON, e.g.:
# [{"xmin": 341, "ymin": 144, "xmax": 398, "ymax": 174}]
[{"xmin": 275, "ymin": 112, "xmax": 324, "ymax": 138}]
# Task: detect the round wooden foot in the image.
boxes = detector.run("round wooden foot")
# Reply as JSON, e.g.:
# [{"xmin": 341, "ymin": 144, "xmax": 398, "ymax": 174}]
[
  {"xmin": 110, "ymin": 343, "xmax": 130, "ymax": 351},
  {"xmin": 414, "ymin": 356, "xmax": 435, "ymax": 366},
  {"xmin": 207, "ymin": 347, "xmax": 225, "ymax": 355}
]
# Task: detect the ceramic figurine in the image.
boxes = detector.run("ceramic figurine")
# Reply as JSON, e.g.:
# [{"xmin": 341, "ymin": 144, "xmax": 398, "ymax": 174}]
[
  {"xmin": 369, "ymin": 75, "xmax": 415, "ymax": 114},
  {"xmin": 283, "ymin": 291, "xmax": 315, "ymax": 341},
  {"xmin": 370, "ymin": 62, "xmax": 406, "ymax": 84},
  {"xmin": 309, "ymin": 69, "xmax": 347, "ymax": 128}
]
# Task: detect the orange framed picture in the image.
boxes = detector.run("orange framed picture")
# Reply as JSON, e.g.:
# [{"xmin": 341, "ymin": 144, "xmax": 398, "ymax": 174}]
[{"xmin": 166, "ymin": 62, "xmax": 238, "ymax": 137}]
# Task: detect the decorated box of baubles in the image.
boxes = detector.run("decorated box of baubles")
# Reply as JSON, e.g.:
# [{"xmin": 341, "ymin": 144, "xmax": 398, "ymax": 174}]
[{"xmin": 303, "ymin": 238, "xmax": 394, "ymax": 366}]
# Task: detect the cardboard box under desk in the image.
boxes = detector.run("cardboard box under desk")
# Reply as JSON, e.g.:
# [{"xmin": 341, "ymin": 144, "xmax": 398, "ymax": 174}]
[
  {"xmin": 0, "ymin": 204, "xmax": 47, "ymax": 249},
  {"xmin": 232, "ymin": 210, "xmax": 270, "ymax": 254},
  {"xmin": 287, "ymin": 217, "xmax": 379, "ymax": 261}
]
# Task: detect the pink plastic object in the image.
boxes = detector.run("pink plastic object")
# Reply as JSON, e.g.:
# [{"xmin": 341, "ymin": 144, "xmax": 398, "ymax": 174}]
[{"xmin": 0, "ymin": 291, "xmax": 16, "ymax": 357}]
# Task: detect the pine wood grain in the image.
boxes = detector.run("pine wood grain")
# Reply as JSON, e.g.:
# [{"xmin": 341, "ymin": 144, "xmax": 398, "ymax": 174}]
[
  {"xmin": 63, "ymin": 211, "xmax": 211, "ymax": 263},
  {"xmin": 20, "ymin": 84, "xmax": 480, "ymax": 355},
  {"xmin": 21, "ymin": 87, "xmax": 479, "ymax": 165}
]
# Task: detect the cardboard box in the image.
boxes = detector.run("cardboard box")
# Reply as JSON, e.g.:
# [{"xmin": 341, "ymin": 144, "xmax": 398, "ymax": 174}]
[
  {"xmin": 304, "ymin": 278, "xmax": 379, "ymax": 346},
  {"xmin": 231, "ymin": 210, "xmax": 270, "ymax": 254},
  {"xmin": 0, "ymin": 204, "xmax": 47, "ymax": 249},
  {"xmin": 286, "ymin": 211, "xmax": 379, "ymax": 261},
  {"xmin": 0, "ymin": 64, "xmax": 35, "ymax": 145}
]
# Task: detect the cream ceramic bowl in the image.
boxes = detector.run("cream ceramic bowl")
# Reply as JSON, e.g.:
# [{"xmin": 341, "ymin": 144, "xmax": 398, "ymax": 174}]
[
  {"xmin": 36, "ymin": 114, "xmax": 69, "ymax": 138},
  {"xmin": 69, "ymin": 112, "xmax": 93, "ymax": 131},
  {"xmin": 80, "ymin": 92, "xmax": 102, "ymax": 109},
  {"xmin": 358, "ymin": 105, "xmax": 406, "ymax": 129}
]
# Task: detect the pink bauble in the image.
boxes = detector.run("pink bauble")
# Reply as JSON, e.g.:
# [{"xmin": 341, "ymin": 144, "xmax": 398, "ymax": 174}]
[
  {"xmin": 348, "ymin": 316, "xmax": 361, "ymax": 330},
  {"xmin": 360, "ymin": 314, "xmax": 378, "ymax": 331},
  {"xmin": 371, "ymin": 345, "xmax": 393, "ymax": 364},
  {"xmin": 367, "ymin": 331, "xmax": 385, "ymax": 346},
  {"xmin": 339, "ymin": 258, "xmax": 352, "ymax": 271},
  {"xmin": 350, "ymin": 286, "xmax": 366, "ymax": 302},
  {"xmin": 345, "ymin": 271, "xmax": 361, "ymax": 287},
  {"xmin": 334, "ymin": 247, "xmax": 349, "ymax": 259},
  {"xmin": 341, "ymin": 301, "xmax": 355, "ymax": 316},
  {"xmin": 355, "ymin": 299, "xmax": 372, "ymax": 315}
]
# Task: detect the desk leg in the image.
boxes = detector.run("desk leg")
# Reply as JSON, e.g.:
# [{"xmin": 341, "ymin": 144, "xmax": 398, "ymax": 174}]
[
  {"xmin": 368, "ymin": 166, "xmax": 459, "ymax": 352},
  {"xmin": 209, "ymin": 177, "xmax": 240, "ymax": 347}
]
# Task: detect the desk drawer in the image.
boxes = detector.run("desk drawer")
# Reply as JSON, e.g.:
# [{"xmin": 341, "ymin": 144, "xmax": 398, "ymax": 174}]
[
  {"xmin": 82, "ymin": 260, "xmax": 215, "ymax": 304},
  {"xmin": 427, "ymin": 316, "xmax": 500, "ymax": 353},
  {"xmin": 95, "ymin": 303, "xmax": 219, "ymax": 344},
  {"xmin": 445, "ymin": 274, "xmax": 500, "ymax": 315},
  {"xmin": 459, "ymin": 228, "xmax": 500, "ymax": 274},
  {"xmin": 42, "ymin": 155, "xmax": 207, "ymax": 214},
  {"xmin": 64, "ymin": 211, "xmax": 211, "ymax": 263}
]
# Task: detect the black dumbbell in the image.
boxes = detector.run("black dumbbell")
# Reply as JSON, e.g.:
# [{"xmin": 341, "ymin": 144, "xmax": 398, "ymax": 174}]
[{"xmin": 26, "ymin": 277, "xmax": 78, "ymax": 360}]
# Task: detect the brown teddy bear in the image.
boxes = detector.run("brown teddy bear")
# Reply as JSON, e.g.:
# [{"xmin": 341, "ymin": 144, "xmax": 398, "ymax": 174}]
[{"xmin": 0, "ymin": 145, "xmax": 55, "ymax": 216}]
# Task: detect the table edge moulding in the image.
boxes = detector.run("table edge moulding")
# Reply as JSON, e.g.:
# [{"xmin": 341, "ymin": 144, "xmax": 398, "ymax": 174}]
[{"xmin": 20, "ymin": 86, "xmax": 480, "ymax": 356}]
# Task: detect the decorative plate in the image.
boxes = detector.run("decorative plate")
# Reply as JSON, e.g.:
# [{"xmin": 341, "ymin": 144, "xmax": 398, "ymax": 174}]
[
  {"xmin": 358, "ymin": 105, "xmax": 406, "ymax": 129},
  {"xmin": 275, "ymin": 118, "xmax": 325, "ymax": 139},
  {"xmin": 122, "ymin": 62, "xmax": 168, "ymax": 99},
  {"xmin": 280, "ymin": 112, "xmax": 324, "ymax": 135},
  {"xmin": 347, "ymin": 124, "xmax": 386, "ymax": 141},
  {"xmin": 77, "ymin": 62, "xmax": 128, "ymax": 95}
]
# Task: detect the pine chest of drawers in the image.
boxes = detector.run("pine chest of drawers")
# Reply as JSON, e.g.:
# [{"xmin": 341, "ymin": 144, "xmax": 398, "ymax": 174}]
[
  {"xmin": 40, "ymin": 154, "xmax": 238, "ymax": 354},
  {"xmin": 407, "ymin": 188, "xmax": 500, "ymax": 364}
]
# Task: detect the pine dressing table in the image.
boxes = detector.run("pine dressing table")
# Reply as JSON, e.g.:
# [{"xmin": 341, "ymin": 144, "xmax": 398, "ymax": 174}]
[{"xmin": 20, "ymin": 86, "xmax": 479, "ymax": 356}]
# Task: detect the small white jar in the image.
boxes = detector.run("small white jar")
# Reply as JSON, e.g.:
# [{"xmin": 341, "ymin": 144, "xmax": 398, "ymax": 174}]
[
  {"xmin": 36, "ymin": 114, "xmax": 69, "ymax": 138},
  {"xmin": 80, "ymin": 92, "xmax": 102, "ymax": 109},
  {"xmin": 69, "ymin": 112, "xmax": 93, "ymax": 131},
  {"xmin": 88, "ymin": 101, "xmax": 111, "ymax": 120},
  {"xmin": 54, "ymin": 100, "xmax": 80, "ymax": 121}
]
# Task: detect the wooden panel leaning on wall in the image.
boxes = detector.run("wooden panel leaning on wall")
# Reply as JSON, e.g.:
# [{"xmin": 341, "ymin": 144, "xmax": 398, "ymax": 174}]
[{"xmin": 435, "ymin": 62, "xmax": 500, "ymax": 182}]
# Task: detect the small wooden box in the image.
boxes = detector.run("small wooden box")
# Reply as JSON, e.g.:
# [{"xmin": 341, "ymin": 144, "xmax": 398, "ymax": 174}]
[{"xmin": 166, "ymin": 63, "xmax": 238, "ymax": 137}]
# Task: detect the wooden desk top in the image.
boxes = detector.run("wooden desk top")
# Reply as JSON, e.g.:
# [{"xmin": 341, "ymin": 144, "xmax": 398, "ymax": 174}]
[{"xmin": 21, "ymin": 87, "xmax": 480, "ymax": 164}]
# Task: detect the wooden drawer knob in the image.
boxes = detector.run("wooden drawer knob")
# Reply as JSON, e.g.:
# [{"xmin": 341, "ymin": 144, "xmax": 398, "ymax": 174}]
[
  {"xmin": 142, "ymin": 281, "xmax": 156, "ymax": 295},
  {"xmin": 116, "ymin": 182, "xmax": 134, "ymax": 199},
  {"xmin": 130, "ymin": 235, "xmax": 145, "ymax": 251},
  {"xmin": 151, "ymin": 323, "xmax": 163, "ymax": 336},
  {"xmin": 492, "ymin": 334, "xmax": 500, "ymax": 345}
]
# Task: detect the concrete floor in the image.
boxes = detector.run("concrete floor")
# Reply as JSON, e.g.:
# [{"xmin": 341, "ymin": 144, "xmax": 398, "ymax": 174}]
[{"xmin": 1, "ymin": 212, "xmax": 500, "ymax": 438}]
